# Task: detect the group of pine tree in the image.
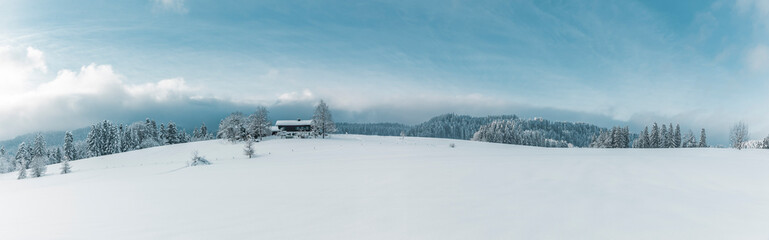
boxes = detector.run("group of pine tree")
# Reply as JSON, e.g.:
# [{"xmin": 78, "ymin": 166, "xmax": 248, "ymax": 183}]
[
  {"xmin": 589, "ymin": 123, "xmax": 708, "ymax": 148},
  {"xmin": 0, "ymin": 117, "xmax": 214, "ymax": 178}
]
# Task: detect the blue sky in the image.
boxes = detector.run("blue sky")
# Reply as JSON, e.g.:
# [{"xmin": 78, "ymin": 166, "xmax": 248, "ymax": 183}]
[{"xmin": 1, "ymin": 0, "xmax": 769, "ymax": 144}]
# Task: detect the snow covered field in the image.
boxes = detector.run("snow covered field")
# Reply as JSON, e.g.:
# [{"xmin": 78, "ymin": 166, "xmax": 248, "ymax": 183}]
[{"xmin": 1, "ymin": 135, "xmax": 768, "ymax": 239}]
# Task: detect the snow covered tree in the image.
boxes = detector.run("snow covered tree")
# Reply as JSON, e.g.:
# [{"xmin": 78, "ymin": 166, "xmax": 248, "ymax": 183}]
[
  {"xmin": 762, "ymin": 135, "xmax": 769, "ymax": 149},
  {"xmin": 665, "ymin": 123, "xmax": 674, "ymax": 148},
  {"xmin": 32, "ymin": 133, "xmax": 46, "ymax": 160},
  {"xmin": 244, "ymin": 139, "xmax": 255, "ymax": 158},
  {"xmin": 189, "ymin": 151, "xmax": 211, "ymax": 166},
  {"xmin": 730, "ymin": 122, "xmax": 749, "ymax": 150},
  {"xmin": 660, "ymin": 124, "xmax": 668, "ymax": 148},
  {"xmin": 247, "ymin": 106, "xmax": 271, "ymax": 140},
  {"xmin": 51, "ymin": 148, "xmax": 63, "ymax": 164},
  {"xmin": 682, "ymin": 130, "xmax": 697, "ymax": 148},
  {"xmin": 166, "ymin": 122, "xmax": 179, "ymax": 144},
  {"xmin": 86, "ymin": 121, "xmax": 120, "ymax": 157},
  {"xmin": 64, "ymin": 131, "xmax": 77, "ymax": 161},
  {"xmin": 17, "ymin": 157, "xmax": 27, "ymax": 180},
  {"xmin": 0, "ymin": 146, "xmax": 13, "ymax": 173},
  {"xmin": 218, "ymin": 112, "xmax": 248, "ymax": 142},
  {"xmin": 158, "ymin": 123, "xmax": 166, "ymax": 145},
  {"xmin": 639, "ymin": 126, "xmax": 650, "ymax": 148},
  {"xmin": 312, "ymin": 100, "xmax": 336, "ymax": 139},
  {"xmin": 699, "ymin": 128, "xmax": 708, "ymax": 148},
  {"xmin": 200, "ymin": 123, "xmax": 208, "ymax": 138},
  {"xmin": 29, "ymin": 155, "xmax": 47, "ymax": 178},
  {"xmin": 15, "ymin": 142, "xmax": 31, "ymax": 169},
  {"xmin": 60, "ymin": 155, "xmax": 72, "ymax": 174},
  {"xmin": 650, "ymin": 123, "xmax": 660, "ymax": 148},
  {"xmin": 673, "ymin": 124, "xmax": 681, "ymax": 148}
]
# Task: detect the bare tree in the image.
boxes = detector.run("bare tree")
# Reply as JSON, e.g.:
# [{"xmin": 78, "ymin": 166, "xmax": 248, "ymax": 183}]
[
  {"xmin": 730, "ymin": 122, "xmax": 749, "ymax": 150},
  {"xmin": 312, "ymin": 99, "xmax": 336, "ymax": 139}
]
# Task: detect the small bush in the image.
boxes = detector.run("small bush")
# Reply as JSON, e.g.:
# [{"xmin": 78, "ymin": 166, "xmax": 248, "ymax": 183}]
[
  {"xmin": 189, "ymin": 151, "xmax": 212, "ymax": 166},
  {"xmin": 449, "ymin": 143, "xmax": 455, "ymax": 148}
]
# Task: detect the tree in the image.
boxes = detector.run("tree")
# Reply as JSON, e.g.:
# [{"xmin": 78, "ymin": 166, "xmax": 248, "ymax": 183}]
[
  {"xmin": 0, "ymin": 146, "xmax": 13, "ymax": 173},
  {"xmin": 189, "ymin": 151, "xmax": 211, "ymax": 166},
  {"xmin": 699, "ymin": 128, "xmax": 708, "ymax": 148},
  {"xmin": 17, "ymin": 157, "xmax": 27, "ymax": 180},
  {"xmin": 244, "ymin": 139, "xmax": 255, "ymax": 158},
  {"xmin": 682, "ymin": 130, "xmax": 697, "ymax": 148},
  {"xmin": 200, "ymin": 123, "xmax": 208, "ymax": 138},
  {"xmin": 763, "ymin": 135, "xmax": 769, "ymax": 149},
  {"xmin": 312, "ymin": 100, "xmax": 336, "ymax": 139},
  {"xmin": 32, "ymin": 133, "xmax": 47, "ymax": 159},
  {"xmin": 64, "ymin": 131, "xmax": 77, "ymax": 161},
  {"xmin": 29, "ymin": 155, "xmax": 47, "ymax": 178},
  {"xmin": 247, "ymin": 106, "xmax": 271, "ymax": 140},
  {"xmin": 730, "ymin": 122, "xmax": 749, "ymax": 150},
  {"xmin": 650, "ymin": 123, "xmax": 660, "ymax": 148},
  {"xmin": 15, "ymin": 142, "xmax": 31, "ymax": 169},
  {"xmin": 660, "ymin": 124, "xmax": 668, "ymax": 148},
  {"xmin": 638, "ymin": 127, "xmax": 650, "ymax": 148},
  {"xmin": 61, "ymin": 155, "xmax": 72, "ymax": 174},
  {"xmin": 218, "ymin": 112, "xmax": 248, "ymax": 142},
  {"xmin": 166, "ymin": 122, "xmax": 179, "ymax": 144},
  {"xmin": 673, "ymin": 124, "xmax": 681, "ymax": 148}
]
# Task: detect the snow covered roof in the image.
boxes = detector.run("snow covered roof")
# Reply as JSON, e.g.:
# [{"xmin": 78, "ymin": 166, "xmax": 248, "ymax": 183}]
[
  {"xmin": 269, "ymin": 126, "xmax": 280, "ymax": 131},
  {"xmin": 275, "ymin": 119, "xmax": 313, "ymax": 126}
]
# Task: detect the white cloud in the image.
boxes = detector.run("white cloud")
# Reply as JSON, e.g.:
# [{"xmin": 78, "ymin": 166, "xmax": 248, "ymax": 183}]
[
  {"xmin": 151, "ymin": 0, "xmax": 188, "ymax": 14},
  {"xmin": 0, "ymin": 46, "xmax": 47, "ymax": 94},
  {"xmin": 0, "ymin": 46, "xmax": 203, "ymax": 139}
]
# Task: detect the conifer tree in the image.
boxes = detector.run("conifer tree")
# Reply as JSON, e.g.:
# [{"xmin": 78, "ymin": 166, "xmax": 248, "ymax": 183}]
[
  {"xmin": 244, "ymin": 139, "xmax": 255, "ymax": 158},
  {"xmin": 673, "ymin": 124, "xmax": 681, "ymax": 148},
  {"xmin": 699, "ymin": 128, "xmax": 708, "ymax": 148},
  {"xmin": 17, "ymin": 157, "xmax": 27, "ymax": 180},
  {"xmin": 61, "ymin": 155, "xmax": 72, "ymax": 174},
  {"xmin": 64, "ymin": 131, "xmax": 77, "ymax": 161},
  {"xmin": 640, "ymin": 126, "xmax": 650, "ymax": 148},
  {"xmin": 650, "ymin": 123, "xmax": 660, "ymax": 148}
]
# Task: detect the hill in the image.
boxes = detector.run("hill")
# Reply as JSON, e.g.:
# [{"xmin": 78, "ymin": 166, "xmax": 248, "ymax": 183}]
[{"xmin": 1, "ymin": 135, "xmax": 768, "ymax": 239}]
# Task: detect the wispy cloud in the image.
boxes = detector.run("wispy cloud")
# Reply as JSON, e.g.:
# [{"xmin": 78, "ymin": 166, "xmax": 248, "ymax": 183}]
[{"xmin": 151, "ymin": 0, "xmax": 188, "ymax": 14}]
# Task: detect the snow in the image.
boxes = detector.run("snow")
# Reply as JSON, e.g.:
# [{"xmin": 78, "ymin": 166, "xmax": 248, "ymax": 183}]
[
  {"xmin": 275, "ymin": 119, "xmax": 312, "ymax": 126},
  {"xmin": 1, "ymin": 135, "xmax": 769, "ymax": 239}
]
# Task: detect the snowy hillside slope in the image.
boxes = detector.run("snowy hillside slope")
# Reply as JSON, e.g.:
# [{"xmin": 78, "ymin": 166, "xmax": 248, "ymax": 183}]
[{"xmin": 1, "ymin": 135, "xmax": 768, "ymax": 239}]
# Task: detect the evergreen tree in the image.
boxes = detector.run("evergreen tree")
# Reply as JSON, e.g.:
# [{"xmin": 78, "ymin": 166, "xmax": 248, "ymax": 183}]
[
  {"xmin": 244, "ymin": 139, "xmax": 255, "ymax": 158},
  {"xmin": 312, "ymin": 99, "xmax": 336, "ymax": 139},
  {"xmin": 666, "ymin": 123, "xmax": 674, "ymax": 148},
  {"xmin": 673, "ymin": 124, "xmax": 681, "ymax": 148},
  {"xmin": 650, "ymin": 123, "xmax": 660, "ymax": 148},
  {"xmin": 159, "ymin": 123, "xmax": 167, "ymax": 145},
  {"xmin": 682, "ymin": 130, "xmax": 697, "ymax": 148},
  {"xmin": 640, "ymin": 126, "xmax": 650, "ymax": 148},
  {"xmin": 29, "ymin": 155, "xmax": 47, "ymax": 178},
  {"xmin": 660, "ymin": 124, "xmax": 668, "ymax": 148},
  {"xmin": 32, "ymin": 133, "xmax": 46, "ymax": 159},
  {"xmin": 17, "ymin": 157, "xmax": 27, "ymax": 179},
  {"xmin": 763, "ymin": 135, "xmax": 769, "ymax": 149},
  {"xmin": 200, "ymin": 123, "xmax": 208, "ymax": 138},
  {"xmin": 699, "ymin": 128, "xmax": 708, "ymax": 148},
  {"xmin": 15, "ymin": 142, "xmax": 31, "ymax": 169},
  {"xmin": 51, "ymin": 148, "xmax": 63, "ymax": 164},
  {"xmin": 64, "ymin": 131, "xmax": 77, "ymax": 161},
  {"xmin": 61, "ymin": 155, "xmax": 72, "ymax": 174},
  {"xmin": 166, "ymin": 122, "xmax": 179, "ymax": 144}
]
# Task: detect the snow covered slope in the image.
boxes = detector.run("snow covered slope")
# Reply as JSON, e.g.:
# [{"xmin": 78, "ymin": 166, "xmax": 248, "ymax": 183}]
[{"xmin": 1, "ymin": 135, "xmax": 768, "ymax": 239}]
